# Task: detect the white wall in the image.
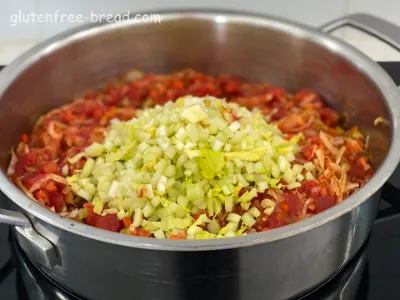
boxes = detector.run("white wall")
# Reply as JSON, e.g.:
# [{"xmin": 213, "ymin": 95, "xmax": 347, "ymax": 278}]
[
  {"xmin": 1, "ymin": 0, "xmax": 400, "ymax": 63},
  {"xmin": 0, "ymin": 0, "xmax": 355, "ymax": 42}
]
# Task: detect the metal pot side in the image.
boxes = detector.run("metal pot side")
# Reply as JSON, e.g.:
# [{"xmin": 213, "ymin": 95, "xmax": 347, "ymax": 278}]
[{"xmin": 0, "ymin": 10, "xmax": 399, "ymax": 300}]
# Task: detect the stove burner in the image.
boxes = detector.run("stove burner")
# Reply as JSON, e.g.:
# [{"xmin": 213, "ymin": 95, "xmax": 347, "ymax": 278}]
[
  {"xmin": 298, "ymin": 241, "xmax": 369, "ymax": 300},
  {"xmin": 9, "ymin": 232, "xmax": 369, "ymax": 300},
  {"xmin": 13, "ymin": 237, "xmax": 80, "ymax": 300}
]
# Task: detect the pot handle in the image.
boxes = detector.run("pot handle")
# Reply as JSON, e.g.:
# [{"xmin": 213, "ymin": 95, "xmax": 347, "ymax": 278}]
[
  {"xmin": 320, "ymin": 13, "xmax": 400, "ymax": 51},
  {"xmin": 0, "ymin": 208, "xmax": 58, "ymax": 269}
]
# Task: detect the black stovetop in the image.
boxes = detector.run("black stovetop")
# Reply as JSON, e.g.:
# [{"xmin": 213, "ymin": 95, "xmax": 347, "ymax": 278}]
[{"xmin": 1, "ymin": 62, "xmax": 400, "ymax": 300}]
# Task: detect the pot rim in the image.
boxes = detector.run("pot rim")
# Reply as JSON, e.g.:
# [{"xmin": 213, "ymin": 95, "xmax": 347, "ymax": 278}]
[{"xmin": 1, "ymin": 9, "xmax": 399, "ymax": 251}]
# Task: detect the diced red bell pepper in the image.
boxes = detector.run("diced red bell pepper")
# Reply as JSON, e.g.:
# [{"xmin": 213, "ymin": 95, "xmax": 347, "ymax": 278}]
[
  {"xmin": 284, "ymin": 192, "xmax": 302, "ymax": 217},
  {"xmin": 268, "ymin": 211, "xmax": 288, "ymax": 229},
  {"xmin": 315, "ymin": 195, "xmax": 336, "ymax": 213},
  {"xmin": 86, "ymin": 205, "xmax": 123, "ymax": 232},
  {"xmin": 48, "ymin": 191, "xmax": 65, "ymax": 213}
]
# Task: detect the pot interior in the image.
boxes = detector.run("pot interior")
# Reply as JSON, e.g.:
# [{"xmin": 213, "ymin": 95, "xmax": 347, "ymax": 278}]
[{"xmin": 0, "ymin": 12, "xmax": 392, "ymax": 178}]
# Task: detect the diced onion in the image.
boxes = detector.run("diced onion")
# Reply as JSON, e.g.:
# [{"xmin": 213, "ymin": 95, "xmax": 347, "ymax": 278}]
[
  {"xmin": 7, "ymin": 149, "xmax": 18, "ymax": 176},
  {"xmin": 61, "ymin": 165, "xmax": 69, "ymax": 176}
]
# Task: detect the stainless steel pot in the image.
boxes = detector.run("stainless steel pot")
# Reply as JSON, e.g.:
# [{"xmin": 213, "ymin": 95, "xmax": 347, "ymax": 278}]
[{"xmin": 0, "ymin": 10, "xmax": 399, "ymax": 300}]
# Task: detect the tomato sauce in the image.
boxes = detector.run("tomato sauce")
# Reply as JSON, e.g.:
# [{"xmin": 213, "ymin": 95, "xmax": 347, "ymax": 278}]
[{"xmin": 9, "ymin": 69, "xmax": 374, "ymax": 235}]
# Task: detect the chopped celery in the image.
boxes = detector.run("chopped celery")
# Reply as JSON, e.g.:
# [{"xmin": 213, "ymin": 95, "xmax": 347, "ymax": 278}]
[
  {"xmin": 264, "ymin": 207, "xmax": 275, "ymax": 216},
  {"xmin": 292, "ymin": 164, "xmax": 304, "ymax": 174},
  {"xmin": 177, "ymin": 195, "xmax": 189, "ymax": 208},
  {"xmin": 132, "ymin": 208, "xmax": 143, "ymax": 228},
  {"xmin": 277, "ymin": 155, "xmax": 289, "ymax": 172},
  {"xmin": 287, "ymin": 182, "xmax": 301, "ymax": 189},
  {"xmin": 206, "ymin": 197, "xmax": 214, "ymax": 216},
  {"xmin": 79, "ymin": 208, "xmax": 88, "ymax": 219},
  {"xmin": 225, "ymin": 197, "xmax": 233, "ymax": 213},
  {"xmin": 117, "ymin": 209, "xmax": 126, "ymax": 220},
  {"xmin": 296, "ymin": 174, "xmax": 305, "ymax": 182},
  {"xmin": 153, "ymin": 229, "xmax": 166, "ymax": 239},
  {"xmin": 306, "ymin": 171, "xmax": 315, "ymax": 181},
  {"xmin": 68, "ymin": 153, "xmax": 85, "ymax": 164},
  {"xmin": 93, "ymin": 197, "xmax": 103, "ymax": 214},
  {"xmin": 142, "ymin": 203, "xmax": 156, "ymax": 218},
  {"xmin": 226, "ymin": 213, "xmax": 241, "ymax": 223},
  {"xmin": 187, "ymin": 225, "xmax": 203, "ymax": 235},
  {"xmin": 237, "ymin": 188, "xmax": 257, "ymax": 203},
  {"xmin": 70, "ymin": 183, "xmax": 80, "ymax": 195},
  {"xmin": 225, "ymin": 231, "xmax": 237, "ymax": 238},
  {"xmin": 242, "ymin": 212, "xmax": 256, "ymax": 227},
  {"xmin": 85, "ymin": 143, "xmax": 105, "ymax": 157},
  {"xmin": 197, "ymin": 149, "xmax": 225, "ymax": 179},
  {"xmin": 84, "ymin": 183, "xmax": 97, "ymax": 196},
  {"xmin": 261, "ymin": 199, "xmax": 275, "ymax": 209},
  {"xmin": 248, "ymin": 207, "xmax": 261, "ymax": 218},
  {"xmin": 207, "ymin": 219, "xmax": 221, "ymax": 234},
  {"xmin": 186, "ymin": 183, "xmax": 204, "ymax": 201},
  {"xmin": 181, "ymin": 105, "xmax": 208, "ymax": 123},
  {"xmin": 282, "ymin": 169, "xmax": 294, "ymax": 184},
  {"xmin": 229, "ymin": 121, "xmax": 241, "ymax": 132},
  {"xmin": 304, "ymin": 162, "xmax": 315, "ymax": 171},
  {"xmin": 236, "ymin": 226, "xmax": 248, "ymax": 236},
  {"xmin": 194, "ymin": 214, "xmax": 211, "ymax": 226},
  {"xmin": 224, "ymin": 148, "xmax": 268, "ymax": 162},
  {"xmin": 108, "ymin": 180, "xmax": 119, "ymax": 197},
  {"xmin": 79, "ymin": 158, "xmax": 95, "ymax": 179},
  {"xmin": 78, "ymin": 189, "xmax": 93, "ymax": 201},
  {"xmin": 257, "ymin": 181, "xmax": 269, "ymax": 191},
  {"xmin": 157, "ymin": 175, "xmax": 168, "ymax": 195},
  {"xmin": 226, "ymin": 222, "xmax": 239, "ymax": 232},
  {"xmin": 64, "ymin": 96, "xmax": 303, "ymax": 239}
]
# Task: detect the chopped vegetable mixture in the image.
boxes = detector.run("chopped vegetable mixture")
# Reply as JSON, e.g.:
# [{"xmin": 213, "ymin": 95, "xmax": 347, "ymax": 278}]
[{"xmin": 8, "ymin": 69, "xmax": 374, "ymax": 239}]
